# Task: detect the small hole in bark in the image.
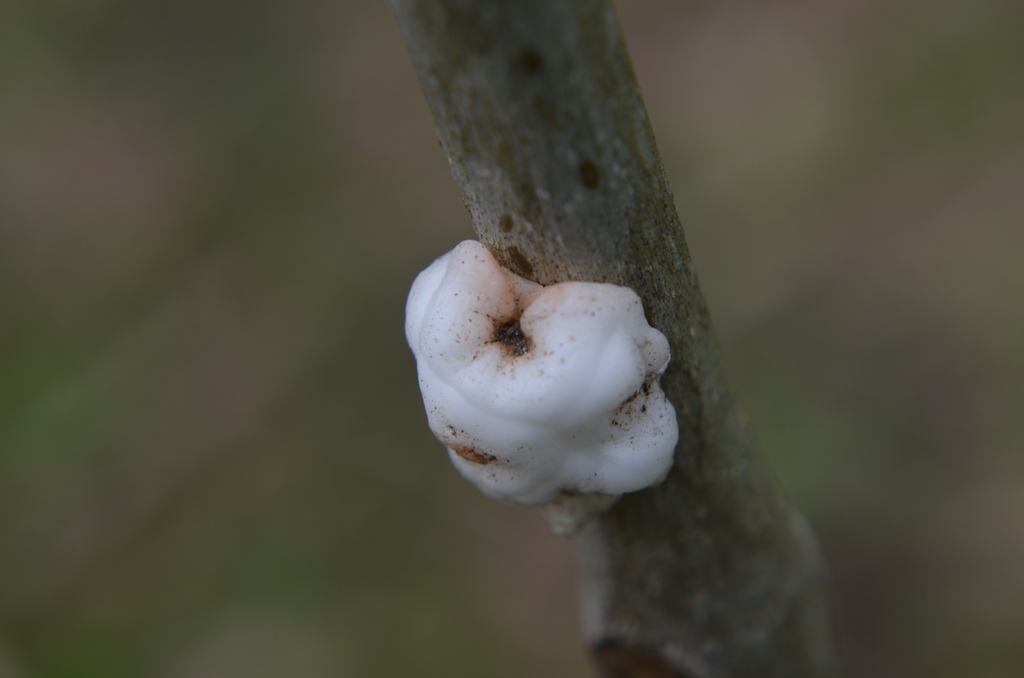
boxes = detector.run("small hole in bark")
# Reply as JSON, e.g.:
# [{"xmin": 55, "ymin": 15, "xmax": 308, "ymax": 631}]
[
  {"xmin": 519, "ymin": 48, "xmax": 543, "ymax": 75},
  {"xmin": 499, "ymin": 213, "xmax": 514, "ymax": 232},
  {"xmin": 505, "ymin": 245, "xmax": 534, "ymax": 277},
  {"xmin": 579, "ymin": 159, "xmax": 600, "ymax": 189}
]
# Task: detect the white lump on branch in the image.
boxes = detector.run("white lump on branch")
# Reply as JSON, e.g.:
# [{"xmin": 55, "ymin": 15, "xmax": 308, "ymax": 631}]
[{"xmin": 405, "ymin": 240, "xmax": 677, "ymax": 530}]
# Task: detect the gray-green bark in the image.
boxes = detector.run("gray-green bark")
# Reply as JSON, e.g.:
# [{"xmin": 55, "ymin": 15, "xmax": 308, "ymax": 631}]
[{"xmin": 390, "ymin": 1, "xmax": 838, "ymax": 676}]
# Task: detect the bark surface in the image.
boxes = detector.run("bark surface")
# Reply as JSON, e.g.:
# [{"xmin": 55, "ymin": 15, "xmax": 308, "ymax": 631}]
[{"xmin": 390, "ymin": 1, "xmax": 838, "ymax": 676}]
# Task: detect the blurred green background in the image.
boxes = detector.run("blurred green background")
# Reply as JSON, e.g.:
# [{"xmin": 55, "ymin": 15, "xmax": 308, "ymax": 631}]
[{"xmin": 1, "ymin": 0, "xmax": 1022, "ymax": 676}]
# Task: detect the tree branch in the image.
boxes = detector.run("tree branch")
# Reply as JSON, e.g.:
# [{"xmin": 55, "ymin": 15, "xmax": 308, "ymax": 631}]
[{"xmin": 390, "ymin": 0, "xmax": 838, "ymax": 675}]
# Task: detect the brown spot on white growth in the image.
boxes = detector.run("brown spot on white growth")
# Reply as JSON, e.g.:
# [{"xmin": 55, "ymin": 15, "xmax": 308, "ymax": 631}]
[
  {"xmin": 450, "ymin": 444, "xmax": 495, "ymax": 464},
  {"xmin": 494, "ymin": 318, "xmax": 531, "ymax": 356}
]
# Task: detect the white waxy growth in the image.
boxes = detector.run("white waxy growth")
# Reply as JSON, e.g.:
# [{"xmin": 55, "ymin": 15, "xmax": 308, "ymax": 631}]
[{"xmin": 405, "ymin": 240, "xmax": 678, "ymax": 514}]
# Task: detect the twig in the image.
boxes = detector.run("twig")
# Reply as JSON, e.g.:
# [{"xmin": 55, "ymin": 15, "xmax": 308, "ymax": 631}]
[{"xmin": 390, "ymin": 1, "xmax": 838, "ymax": 675}]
